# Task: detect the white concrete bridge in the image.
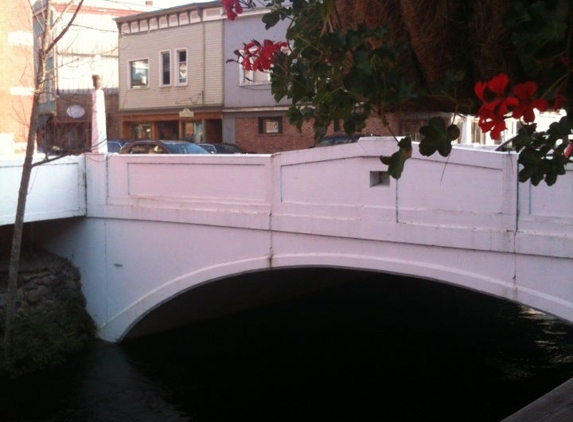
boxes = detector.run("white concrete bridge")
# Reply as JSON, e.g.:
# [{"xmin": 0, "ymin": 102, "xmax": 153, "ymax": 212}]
[{"xmin": 1, "ymin": 137, "xmax": 572, "ymax": 343}]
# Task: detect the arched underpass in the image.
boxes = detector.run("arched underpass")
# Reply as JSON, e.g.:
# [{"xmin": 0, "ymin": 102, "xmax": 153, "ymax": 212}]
[
  {"xmin": 123, "ymin": 267, "xmax": 375, "ymax": 341},
  {"xmin": 120, "ymin": 267, "xmax": 573, "ymax": 421}
]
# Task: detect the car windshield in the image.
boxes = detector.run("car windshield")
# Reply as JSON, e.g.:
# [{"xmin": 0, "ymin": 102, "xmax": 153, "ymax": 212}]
[
  {"xmin": 199, "ymin": 143, "xmax": 247, "ymax": 154},
  {"xmin": 163, "ymin": 142, "xmax": 208, "ymax": 154},
  {"xmin": 318, "ymin": 134, "xmax": 362, "ymax": 146},
  {"xmin": 220, "ymin": 144, "xmax": 243, "ymax": 153},
  {"xmin": 107, "ymin": 140, "xmax": 126, "ymax": 153},
  {"xmin": 198, "ymin": 144, "xmax": 216, "ymax": 153}
]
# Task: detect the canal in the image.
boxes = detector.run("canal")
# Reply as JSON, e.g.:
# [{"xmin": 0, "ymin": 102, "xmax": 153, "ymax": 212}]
[{"xmin": 1, "ymin": 269, "xmax": 573, "ymax": 421}]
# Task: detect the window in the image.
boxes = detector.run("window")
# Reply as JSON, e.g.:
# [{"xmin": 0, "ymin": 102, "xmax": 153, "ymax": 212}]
[
  {"xmin": 240, "ymin": 65, "xmax": 271, "ymax": 86},
  {"xmin": 258, "ymin": 117, "xmax": 282, "ymax": 134},
  {"xmin": 160, "ymin": 51, "xmax": 171, "ymax": 86},
  {"xmin": 130, "ymin": 59, "xmax": 149, "ymax": 88},
  {"xmin": 176, "ymin": 49, "xmax": 187, "ymax": 85},
  {"xmin": 239, "ymin": 48, "xmax": 271, "ymax": 86},
  {"xmin": 131, "ymin": 123, "xmax": 152, "ymax": 140}
]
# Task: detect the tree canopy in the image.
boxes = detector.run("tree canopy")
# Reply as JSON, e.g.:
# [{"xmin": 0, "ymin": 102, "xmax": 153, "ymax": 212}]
[{"xmin": 225, "ymin": 0, "xmax": 572, "ymax": 185}]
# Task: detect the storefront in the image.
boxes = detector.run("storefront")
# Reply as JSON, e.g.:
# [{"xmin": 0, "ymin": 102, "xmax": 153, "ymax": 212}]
[
  {"xmin": 37, "ymin": 92, "xmax": 121, "ymax": 154},
  {"xmin": 119, "ymin": 109, "xmax": 222, "ymax": 144}
]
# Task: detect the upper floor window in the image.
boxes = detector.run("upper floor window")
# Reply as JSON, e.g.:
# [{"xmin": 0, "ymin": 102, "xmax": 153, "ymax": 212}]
[
  {"xmin": 130, "ymin": 59, "xmax": 149, "ymax": 88},
  {"xmin": 238, "ymin": 43, "xmax": 288, "ymax": 87},
  {"xmin": 160, "ymin": 51, "xmax": 171, "ymax": 86},
  {"xmin": 239, "ymin": 64, "xmax": 271, "ymax": 86},
  {"xmin": 239, "ymin": 48, "xmax": 271, "ymax": 86},
  {"xmin": 176, "ymin": 49, "xmax": 187, "ymax": 85}
]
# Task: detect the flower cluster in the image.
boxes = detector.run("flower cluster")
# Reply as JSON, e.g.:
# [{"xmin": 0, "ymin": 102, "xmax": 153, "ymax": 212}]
[
  {"xmin": 241, "ymin": 39, "xmax": 288, "ymax": 71},
  {"xmin": 222, "ymin": 0, "xmax": 243, "ymax": 21},
  {"xmin": 474, "ymin": 73, "xmax": 549, "ymax": 140}
]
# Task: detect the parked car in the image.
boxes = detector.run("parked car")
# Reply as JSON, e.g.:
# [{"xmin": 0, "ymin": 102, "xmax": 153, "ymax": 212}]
[
  {"xmin": 315, "ymin": 133, "xmax": 364, "ymax": 147},
  {"xmin": 198, "ymin": 143, "xmax": 252, "ymax": 154},
  {"xmin": 107, "ymin": 139, "xmax": 128, "ymax": 153},
  {"xmin": 119, "ymin": 140, "xmax": 209, "ymax": 154}
]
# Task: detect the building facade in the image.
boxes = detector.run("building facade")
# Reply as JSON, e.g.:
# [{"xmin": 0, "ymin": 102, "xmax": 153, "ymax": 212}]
[
  {"xmin": 113, "ymin": 2, "xmax": 455, "ymax": 153},
  {"xmin": 34, "ymin": 0, "xmax": 156, "ymax": 153},
  {"xmin": 115, "ymin": 2, "xmax": 225, "ymax": 144},
  {"xmin": 0, "ymin": 0, "xmax": 34, "ymax": 155},
  {"xmin": 221, "ymin": 8, "xmax": 446, "ymax": 153},
  {"xmin": 222, "ymin": 8, "xmax": 319, "ymax": 153}
]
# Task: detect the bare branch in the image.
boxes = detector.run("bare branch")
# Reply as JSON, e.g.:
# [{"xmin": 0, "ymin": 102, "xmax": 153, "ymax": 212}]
[{"xmin": 46, "ymin": 0, "xmax": 86, "ymax": 55}]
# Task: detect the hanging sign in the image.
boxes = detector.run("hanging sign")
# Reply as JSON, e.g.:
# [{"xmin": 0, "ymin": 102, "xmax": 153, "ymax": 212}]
[{"xmin": 179, "ymin": 108, "xmax": 195, "ymax": 118}]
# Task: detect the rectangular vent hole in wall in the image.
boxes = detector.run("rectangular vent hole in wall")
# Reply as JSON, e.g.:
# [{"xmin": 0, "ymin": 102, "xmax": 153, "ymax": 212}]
[{"xmin": 370, "ymin": 171, "xmax": 390, "ymax": 187}]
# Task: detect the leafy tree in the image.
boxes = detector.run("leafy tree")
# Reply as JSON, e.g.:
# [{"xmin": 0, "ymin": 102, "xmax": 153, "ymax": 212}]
[{"xmin": 225, "ymin": 0, "xmax": 572, "ymax": 185}]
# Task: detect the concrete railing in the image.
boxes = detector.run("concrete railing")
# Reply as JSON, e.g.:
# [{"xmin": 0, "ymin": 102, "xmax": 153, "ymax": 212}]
[
  {"xmin": 85, "ymin": 138, "xmax": 572, "ymax": 259},
  {"xmin": 0, "ymin": 155, "xmax": 86, "ymax": 227},
  {"xmin": 26, "ymin": 137, "xmax": 571, "ymax": 342}
]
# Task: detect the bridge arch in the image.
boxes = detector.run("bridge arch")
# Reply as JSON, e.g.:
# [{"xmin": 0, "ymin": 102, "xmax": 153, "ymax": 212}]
[
  {"xmin": 117, "ymin": 249, "xmax": 523, "ymax": 342},
  {"xmin": 32, "ymin": 140, "xmax": 572, "ymax": 343}
]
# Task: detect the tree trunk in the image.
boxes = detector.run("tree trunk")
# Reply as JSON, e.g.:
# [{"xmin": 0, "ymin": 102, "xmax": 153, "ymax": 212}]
[
  {"xmin": 3, "ymin": 0, "xmax": 86, "ymax": 365},
  {"xmin": 3, "ymin": 1, "xmax": 51, "ymax": 364}
]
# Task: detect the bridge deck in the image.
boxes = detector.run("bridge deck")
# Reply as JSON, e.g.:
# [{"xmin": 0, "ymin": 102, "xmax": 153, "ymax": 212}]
[{"xmin": 501, "ymin": 377, "xmax": 573, "ymax": 421}]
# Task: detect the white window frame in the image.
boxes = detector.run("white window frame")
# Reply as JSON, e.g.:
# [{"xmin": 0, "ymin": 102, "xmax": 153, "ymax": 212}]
[
  {"xmin": 176, "ymin": 48, "xmax": 188, "ymax": 86},
  {"xmin": 239, "ymin": 66, "xmax": 271, "ymax": 86},
  {"xmin": 129, "ymin": 58, "xmax": 149, "ymax": 89},
  {"xmin": 160, "ymin": 50, "xmax": 171, "ymax": 87},
  {"xmin": 238, "ymin": 48, "xmax": 271, "ymax": 86}
]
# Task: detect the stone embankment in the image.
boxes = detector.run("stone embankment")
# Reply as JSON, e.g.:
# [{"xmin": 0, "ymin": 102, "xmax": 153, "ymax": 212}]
[{"xmin": 0, "ymin": 250, "xmax": 95, "ymax": 376}]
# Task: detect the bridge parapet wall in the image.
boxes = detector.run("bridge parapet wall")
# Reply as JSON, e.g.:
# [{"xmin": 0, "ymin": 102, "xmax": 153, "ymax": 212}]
[
  {"xmin": 34, "ymin": 137, "xmax": 572, "ymax": 341},
  {"xmin": 86, "ymin": 138, "xmax": 572, "ymax": 260},
  {"xmin": 87, "ymin": 152, "xmax": 274, "ymax": 230},
  {"xmin": 0, "ymin": 155, "xmax": 86, "ymax": 227},
  {"xmin": 272, "ymin": 139, "xmax": 521, "ymax": 254}
]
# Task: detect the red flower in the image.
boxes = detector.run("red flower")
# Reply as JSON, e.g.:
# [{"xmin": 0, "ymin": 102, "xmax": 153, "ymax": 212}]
[
  {"xmin": 222, "ymin": 0, "xmax": 243, "ymax": 20},
  {"xmin": 242, "ymin": 39, "xmax": 288, "ymax": 72},
  {"xmin": 477, "ymin": 107, "xmax": 509, "ymax": 140},
  {"xmin": 474, "ymin": 73, "xmax": 518, "ymax": 140},
  {"xmin": 512, "ymin": 81, "xmax": 548, "ymax": 123}
]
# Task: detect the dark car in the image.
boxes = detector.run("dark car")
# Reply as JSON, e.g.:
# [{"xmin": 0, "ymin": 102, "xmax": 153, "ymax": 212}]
[
  {"xmin": 107, "ymin": 139, "xmax": 128, "ymax": 153},
  {"xmin": 198, "ymin": 143, "xmax": 252, "ymax": 154},
  {"xmin": 315, "ymin": 133, "xmax": 364, "ymax": 147},
  {"xmin": 119, "ymin": 140, "xmax": 209, "ymax": 155}
]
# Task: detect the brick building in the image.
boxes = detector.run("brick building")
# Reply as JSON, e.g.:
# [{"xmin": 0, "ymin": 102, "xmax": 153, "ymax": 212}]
[{"xmin": 0, "ymin": 0, "xmax": 34, "ymax": 155}]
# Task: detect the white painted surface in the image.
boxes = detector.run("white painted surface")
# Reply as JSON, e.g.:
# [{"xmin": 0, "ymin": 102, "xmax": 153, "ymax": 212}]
[
  {"xmin": 0, "ymin": 155, "xmax": 86, "ymax": 226},
  {"xmin": 7, "ymin": 137, "xmax": 572, "ymax": 342},
  {"xmin": 91, "ymin": 87, "xmax": 107, "ymax": 153}
]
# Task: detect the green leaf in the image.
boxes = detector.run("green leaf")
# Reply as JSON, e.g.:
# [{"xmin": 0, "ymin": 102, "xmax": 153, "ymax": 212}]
[
  {"xmin": 547, "ymin": 116, "xmax": 573, "ymax": 142},
  {"xmin": 512, "ymin": 125, "xmax": 536, "ymax": 151},
  {"xmin": 418, "ymin": 117, "xmax": 455, "ymax": 157},
  {"xmin": 262, "ymin": 12, "xmax": 281, "ymax": 29},
  {"xmin": 518, "ymin": 147, "xmax": 542, "ymax": 166},
  {"xmin": 517, "ymin": 147, "xmax": 569, "ymax": 186},
  {"xmin": 379, "ymin": 137, "xmax": 412, "ymax": 179}
]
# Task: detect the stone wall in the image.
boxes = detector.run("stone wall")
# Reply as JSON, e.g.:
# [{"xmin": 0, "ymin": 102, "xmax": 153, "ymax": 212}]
[{"xmin": 0, "ymin": 249, "xmax": 96, "ymax": 376}]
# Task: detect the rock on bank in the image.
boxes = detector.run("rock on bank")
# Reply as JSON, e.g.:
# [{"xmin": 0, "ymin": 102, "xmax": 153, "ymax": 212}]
[{"xmin": 0, "ymin": 250, "xmax": 96, "ymax": 377}]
